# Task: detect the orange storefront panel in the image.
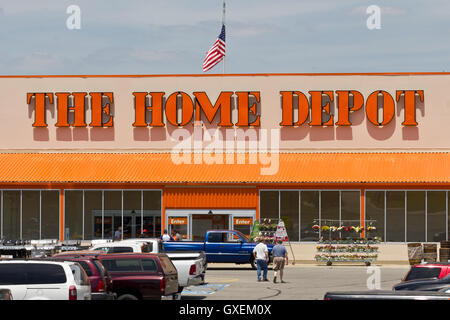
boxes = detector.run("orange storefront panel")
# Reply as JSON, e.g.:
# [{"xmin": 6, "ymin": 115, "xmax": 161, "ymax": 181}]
[
  {"xmin": 0, "ymin": 152, "xmax": 448, "ymax": 185},
  {"xmin": 164, "ymin": 187, "xmax": 258, "ymax": 209},
  {"xmin": 0, "ymin": 152, "xmax": 450, "ymax": 185}
]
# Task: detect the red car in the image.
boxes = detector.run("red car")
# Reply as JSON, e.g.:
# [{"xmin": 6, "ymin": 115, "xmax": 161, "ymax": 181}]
[
  {"xmin": 393, "ymin": 263, "xmax": 450, "ymax": 291},
  {"xmin": 96, "ymin": 253, "xmax": 179, "ymax": 300},
  {"xmin": 49, "ymin": 253, "xmax": 115, "ymax": 300},
  {"xmin": 402, "ymin": 263, "xmax": 450, "ymax": 281}
]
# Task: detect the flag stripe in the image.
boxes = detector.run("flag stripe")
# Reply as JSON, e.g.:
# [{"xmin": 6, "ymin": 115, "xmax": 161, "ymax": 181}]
[{"xmin": 202, "ymin": 25, "xmax": 226, "ymax": 72}]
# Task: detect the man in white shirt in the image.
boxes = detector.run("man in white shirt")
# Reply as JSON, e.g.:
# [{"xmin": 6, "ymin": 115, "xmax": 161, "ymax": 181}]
[
  {"xmin": 253, "ymin": 238, "xmax": 269, "ymax": 282},
  {"xmin": 161, "ymin": 229, "xmax": 172, "ymax": 242}
]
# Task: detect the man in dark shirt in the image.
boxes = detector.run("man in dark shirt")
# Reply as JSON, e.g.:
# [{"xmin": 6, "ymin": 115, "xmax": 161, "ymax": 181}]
[{"xmin": 272, "ymin": 240, "xmax": 288, "ymax": 283}]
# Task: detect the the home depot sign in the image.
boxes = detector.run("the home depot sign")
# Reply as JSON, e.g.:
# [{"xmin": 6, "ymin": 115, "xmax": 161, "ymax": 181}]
[{"xmin": 26, "ymin": 90, "xmax": 424, "ymax": 128}]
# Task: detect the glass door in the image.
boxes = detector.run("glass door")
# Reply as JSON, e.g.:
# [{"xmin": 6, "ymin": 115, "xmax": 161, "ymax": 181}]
[
  {"xmin": 232, "ymin": 217, "xmax": 254, "ymax": 239},
  {"xmin": 168, "ymin": 216, "xmax": 188, "ymax": 240}
]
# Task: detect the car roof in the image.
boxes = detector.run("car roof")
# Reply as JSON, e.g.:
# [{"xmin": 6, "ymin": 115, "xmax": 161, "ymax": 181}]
[
  {"xmin": 54, "ymin": 250, "xmax": 107, "ymax": 256},
  {"xmin": 96, "ymin": 252, "xmax": 164, "ymax": 258},
  {"xmin": 412, "ymin": 263, "xmax": 450, "ymax": 267},
  {"xmin": 0, "ymin": 259, "xmax": 76, "ymax": 266},
  {"xmin": 91, "ymin": 241, "xmax": 143, "ymax": 247}
]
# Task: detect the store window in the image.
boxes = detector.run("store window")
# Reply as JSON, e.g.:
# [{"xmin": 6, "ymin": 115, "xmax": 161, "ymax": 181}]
[
  {"xmin": 407, "ymin": 191, "xmax": 425, "ymax": 242},
  {"xmin": 2, "ymin": 191, "xmax": 20, "ymax": 240},
  {"xmin": 260, "ymin": 191, "xmax": 279, "ymax": 219},
  {"xmin": 300, "ymin": 191, "xmax": 319, "ymax": 241},
  {"xmin": 386, "ymin": 191, "xmax": 405, "ymax": 242},
  {"xmin": 41, "ymin": 191, "xmax": 59, "ymax": 239},
  {"xmin": 143, "ymin": 191, "xmax": 162, "ymax": 238},
  {"xmin": 104, "ymin": 191, "xmax": 122, "ymax": 240},
  {"xmin": 280, "ymin": 191, "xmax": 299, "ymax": 241},
  {"xmin": 84, "ymin": 191, "xmax": 102, "ymax": 240},
  {"xmin": 365, "ymin": 191, "xmax": 385, "ymax": 241},
  {"xmin": 65, "ymin": 191, "xmax": 83, "ymax": 240},
  {"xmin": 22, "ymin": 191, "xmax": 40, "ymax": 240},
  {"xmin": 341, "ymin": 191, "xmax": 360, "ymax": 222},
  {"xmin": 123, "ymin": 191, "xmax": 141, "ymax": 239},
  {"xmin": 427, "ymin": 191, "xmax": 446, "ymax": 242},
  {"xmin": 65, "ymin": 190, "xmax": 162, "ymax": 240},
  {"xmin": 321, "ymin": 191, "xmax": 339, "ymax": 240}
]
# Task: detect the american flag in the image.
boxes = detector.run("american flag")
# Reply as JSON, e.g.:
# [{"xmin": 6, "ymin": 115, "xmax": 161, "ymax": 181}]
[{"xmin": 202, "ymin": 24, "xmax": 226, "ymax": 72}]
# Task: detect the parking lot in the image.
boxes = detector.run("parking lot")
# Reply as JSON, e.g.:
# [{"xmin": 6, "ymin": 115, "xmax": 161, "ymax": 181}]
[{"xmin": 181, "ymin": 263, "xmax": 411, "ymax": 300}]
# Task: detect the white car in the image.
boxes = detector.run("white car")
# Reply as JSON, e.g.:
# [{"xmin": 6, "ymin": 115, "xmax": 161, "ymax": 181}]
[
  {"xmin": 89, "ymin": 239, "xmax": 206, "ymax": 292},
  {"xmin": 0, "ymin": 260, "xmax": 91, "ymax": 300}
]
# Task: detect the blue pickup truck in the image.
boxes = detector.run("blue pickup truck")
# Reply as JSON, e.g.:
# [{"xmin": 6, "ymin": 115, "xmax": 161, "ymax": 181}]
[{"xmin": 162, "ymin": 230, "xmax": 274, "ymax": 269}]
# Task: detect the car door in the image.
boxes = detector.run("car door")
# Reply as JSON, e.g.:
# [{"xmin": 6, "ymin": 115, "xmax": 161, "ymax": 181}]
[{"xmin": 205, "ymin": 232, "xmax": 245, "ymax": 263}]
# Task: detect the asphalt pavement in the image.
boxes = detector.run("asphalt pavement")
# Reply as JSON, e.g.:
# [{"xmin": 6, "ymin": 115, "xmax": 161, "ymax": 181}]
[{"xmin": 181, "ymin": 263, "xmax": 411, "ymax": 300}]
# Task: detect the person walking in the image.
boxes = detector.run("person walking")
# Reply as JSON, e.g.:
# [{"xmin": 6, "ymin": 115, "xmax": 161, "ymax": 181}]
[
  {"xmin": 253, "ymin": 238, "xmax": 269, "ymax": 282},
  {"xmin": 272, "ymin": 239, "xmax": 288, "ymax": 283}
]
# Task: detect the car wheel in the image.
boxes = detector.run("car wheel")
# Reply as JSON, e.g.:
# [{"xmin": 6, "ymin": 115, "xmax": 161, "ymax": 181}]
[
  {"xmin": 250, "ymin": 257, "xmax": 257, "ymax": 270},
  {"xmin": 117, "ymin": 294, "xmax": 138, "ymax": 300}
]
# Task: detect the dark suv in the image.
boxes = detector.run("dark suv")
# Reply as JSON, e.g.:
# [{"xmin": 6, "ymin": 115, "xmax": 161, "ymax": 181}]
[
  {"xmin": 49, "ymin": 253, "xmax": 115, "ymax": 300},
  {"xmin": 97, "ymin": 253, "xmax": 179, "ymax": 300}
]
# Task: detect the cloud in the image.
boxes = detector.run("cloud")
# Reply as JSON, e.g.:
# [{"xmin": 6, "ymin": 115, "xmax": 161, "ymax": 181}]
[{"xmin": 9, "ymin": 52, "xmax": 65, "ymax": 73}]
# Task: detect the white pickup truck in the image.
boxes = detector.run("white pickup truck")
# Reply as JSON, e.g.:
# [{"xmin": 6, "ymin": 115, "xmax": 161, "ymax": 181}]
[{"xmin": 89, "ymin": 239, "xmax": 206, "ymax": 293}]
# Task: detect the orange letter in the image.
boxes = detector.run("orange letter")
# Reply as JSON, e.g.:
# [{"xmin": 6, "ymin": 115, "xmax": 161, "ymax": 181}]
[
  {"xmin": 27, "ymin": 93, "xmax": 53, "ymax": 127},
  {"xmin": 366, "ymin": 90, "xmax": 395, "ymax": 126},
  {"xmin": 55, "ymin": 92, "xmax": 87, "ymax": 127},
  {"xmin": 193, "ymin": 91, "xmax": 233, "ymax": 126},
  {"xmin": 165, "ymin": 92, "xmax": 194, "ymax": 126},
  {"xmin": 89, "ymin": 92, "xmax": 114, "ymax": 127},
  {"xmin": 132, "ymin": 92, "xmax": 165, "ymax": 127},
  {"xmin": 279, "ymin": 91, "xmax": 309, "ymax": 126},
  {"xmin": 396, "ymin": 90, "xmax": 424, "ymax": 126},
  {"xmin": 235, "ymin": 91, "xmax": 261, "ymax": 127},
  {"xmin": 309, "ymin": 91, "xmax": 334, "ymax": 126},
  {"xmin": 335, "ymin": 90, "xmax": 364, "ymax": 126}
]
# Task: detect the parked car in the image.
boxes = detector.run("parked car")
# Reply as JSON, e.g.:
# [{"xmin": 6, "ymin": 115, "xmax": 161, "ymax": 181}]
[
  {"xmin": 89, "ymin": 239, "xmax": 206, "ymax": 292},
  {"xmin": 96, "ymin": 253, "xmax": 180, "ymax": 300},
  {"xmin": 393, "ymin": 263, "xmax": 450, "ymax": 291},
  {"xmin": 324, "ymin": 290, "xmax": 450, "ymax": 300},
  {"xmin": 90, "ymin": 241, "xmax": 153, "ymax": 254},
  {"xmin": 0, "ymin": 260, "xmax": 91, "ymax": 300},
  {"xmin": 162, "ymin": 229, "xmax": 275, "ymax": 269},
  {"xmin": 48, "ymin": 254, "xmax": 115, "ymax": 300}
]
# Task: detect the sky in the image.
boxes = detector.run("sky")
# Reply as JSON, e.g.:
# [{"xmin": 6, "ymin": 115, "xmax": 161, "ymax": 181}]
[{"xmin": 0, "ymin": 0, "xmax": 449, "ymax": 75}]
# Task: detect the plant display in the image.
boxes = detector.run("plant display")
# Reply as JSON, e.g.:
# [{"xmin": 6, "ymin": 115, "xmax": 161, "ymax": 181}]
[
  {"xmin": 313, "ymin": 221, "xmax": 380, "ymax": 265},
  {"xmin": 253, "ymin": 231, "xmax": 277, "ymax": 244},
  {"xmin": 259, "ymin": 219, "xmax": 278, "ymax": 232}
]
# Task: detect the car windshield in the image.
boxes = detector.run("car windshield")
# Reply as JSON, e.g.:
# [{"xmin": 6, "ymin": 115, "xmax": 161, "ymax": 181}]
[{"xmin": 404, "ymin": 267, "xmax": 442, "ymax": 281}]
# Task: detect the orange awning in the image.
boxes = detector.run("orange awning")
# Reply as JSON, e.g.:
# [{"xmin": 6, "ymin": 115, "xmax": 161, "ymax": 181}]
[{"xmin": 0, "ymin": 152, "xmax": 448, "ymax": 184}]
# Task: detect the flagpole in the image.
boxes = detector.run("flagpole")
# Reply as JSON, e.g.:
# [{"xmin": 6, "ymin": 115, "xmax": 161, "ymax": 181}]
[{"xmin": 222, "ymin": 0, "xmax": 226, "ymax": 74}]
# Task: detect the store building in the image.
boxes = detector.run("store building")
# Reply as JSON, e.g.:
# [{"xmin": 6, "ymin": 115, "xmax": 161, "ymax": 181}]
[{"xmin": 0, "ymin": 73, "xmax": 449, "ymax": 261}]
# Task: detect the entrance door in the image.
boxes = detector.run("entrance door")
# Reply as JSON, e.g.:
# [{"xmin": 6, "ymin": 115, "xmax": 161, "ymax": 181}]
[{"xmin": 192, "ymin": 214, "xmax": 229, "ymax": 241}]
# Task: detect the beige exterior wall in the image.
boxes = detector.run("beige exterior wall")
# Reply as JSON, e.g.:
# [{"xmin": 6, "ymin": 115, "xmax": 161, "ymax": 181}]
[
  {"xmin": 0, "ymin": 74, "xmax": 449, "ymax": 152},
  {"xmin": 288, "ymin": 242, "xmax": 447, "ymax": 265}
]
